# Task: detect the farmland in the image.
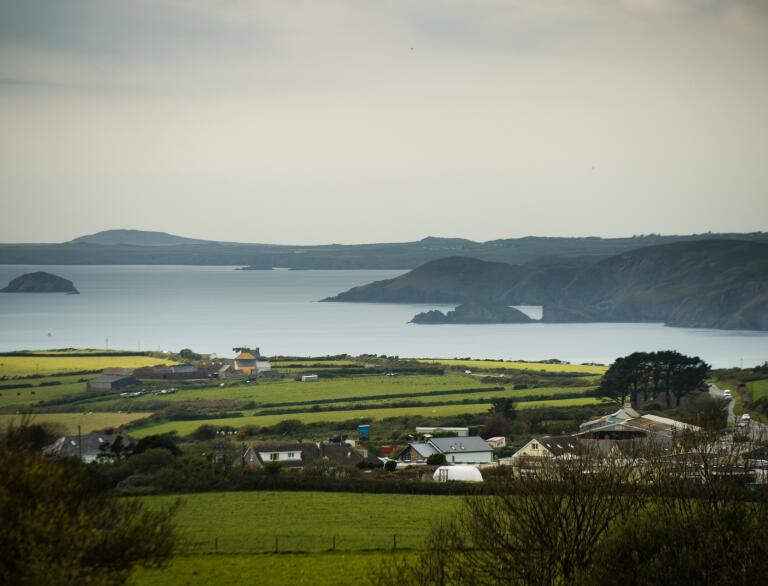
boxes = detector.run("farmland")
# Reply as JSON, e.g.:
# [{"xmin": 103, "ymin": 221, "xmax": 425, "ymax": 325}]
[
  {"xmin": 0, "ymin": 353, "xmax": 176, "ymax": 378},
  {"xmin": 0, "ymin": 412, "xmax": 150, "ymax": 433},
  {"xmin": 418, "ymin": 358, "xmax": 607, "ymax": 375},
  {"xmin": 131, "ymin": 491, "xmax": 458, "ymax": 586}
]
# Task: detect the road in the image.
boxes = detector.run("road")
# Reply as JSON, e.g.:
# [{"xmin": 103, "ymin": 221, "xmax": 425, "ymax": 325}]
[{"xmin": 708, "ymin": 382, "xmax": 736, "ymax": 425}]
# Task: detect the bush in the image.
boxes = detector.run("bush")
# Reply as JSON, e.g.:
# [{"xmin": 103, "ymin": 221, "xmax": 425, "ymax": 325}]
[
  {"xmin": 384, "ymin": 460, "xmax": 397, "ymax": 472},
  {"xmin": 426, "ymin": 453, "xmax": 447, "ymax": 466}
]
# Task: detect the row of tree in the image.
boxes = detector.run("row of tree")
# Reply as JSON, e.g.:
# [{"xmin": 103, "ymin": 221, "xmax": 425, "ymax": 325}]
[{"xmin": 597, "ymin": 350, "xmax": 710, "ymax": 407}]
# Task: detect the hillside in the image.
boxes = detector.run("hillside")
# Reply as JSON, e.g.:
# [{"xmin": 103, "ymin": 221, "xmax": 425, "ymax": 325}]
[
  {"xmin": 411, "ymin": 301, "xmax": 535, "ymax": 324},
  {"xmin": 71, "ymin": 229, "xmax": 211, "ymax": 246},
  {"xmin": 0, "ymin": 229, "xmax": 765, "ymax": 268},
  {"xmin": 325, "ymin": 240, "xmax": 768, "ymax": 331}
]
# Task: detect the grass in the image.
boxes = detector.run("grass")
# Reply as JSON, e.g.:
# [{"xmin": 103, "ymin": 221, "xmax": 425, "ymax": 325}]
[
  {"xmin": 0, "ymin": 355, "xmax": 177, "ymax": 378},
  {"xmin": 129, "ymin": 396, "xmax": 605, "ymax": 437},
  {"xmin": 748, "ymin": 379, "xmax": 768, "ymax": 401},
  {"xmin": 0, "ymin": 412, "xmax": 151, "ymax": 433},
  {"xmin": 130, "ymin": 553, "xmax": 394, "ymax": 586},
  {"xmin": 418, "ymin": 359, "xmax": 607, "ymax": 375},
  {"xmin": 0, "ymin": 375, "xmax": 95, "ymax": 411},
  {"xmin": 131, "ymin": 490, "xmax": 458, "ymax": 586}
]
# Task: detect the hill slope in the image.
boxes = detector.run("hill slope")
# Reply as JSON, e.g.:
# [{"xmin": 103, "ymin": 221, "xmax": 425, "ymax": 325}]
[
  {"xmin": 70, "ymin": 229, "xmax": 211, "ymax": 246},
  {"xmin": 324, "ymin": 240, "xmax": 768, "ymax": 331}
]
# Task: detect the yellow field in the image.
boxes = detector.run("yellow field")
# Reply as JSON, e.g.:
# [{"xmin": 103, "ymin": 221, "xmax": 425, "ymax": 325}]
[
  {"xmin": 0, "ymin": 412, "xmax": 152, "ymax": 433},
  {"xmin": 0, "ymin": 355, "xmax": 178, "ymax": 378},
  {"xmin": 418, "ymin": 359, "xmax": 606, "ymax": 375}
]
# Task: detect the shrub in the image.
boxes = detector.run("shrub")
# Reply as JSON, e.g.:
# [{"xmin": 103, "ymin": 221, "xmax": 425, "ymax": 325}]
[{"xmin": 426, "ymin": 453, "xmax": 447, "ymax": 466}]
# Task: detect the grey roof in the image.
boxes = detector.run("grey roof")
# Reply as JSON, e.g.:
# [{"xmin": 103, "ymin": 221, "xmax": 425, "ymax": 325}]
[
  {"xmin": 44, "ymin": 432, "xmax": 135, "ymax": 459},
  {"xmin": 428, "ymin": 436, "xmax": 492, "ymax": 454},
  {"xmin": 535, "ymin": 435, "xmax": 579, "ymax": 457},
  {"xmin": 411, "ymin": 443, "xmax": 438, "ymax": 458}
]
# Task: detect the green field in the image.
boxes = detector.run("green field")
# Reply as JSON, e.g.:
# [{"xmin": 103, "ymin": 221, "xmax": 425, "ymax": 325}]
[
  {"xmin": 0, "ymin": 375, "xmax": 97, "ymax": 411},
  {"xmin": 0, "ymin": 354, "xmax": 177, "ymax": 378},
  {"xmin": 0, "ymin": 411, "xmax": 151, "ymax": 433},
  {"xmin": 418, "ymin": 359, "xmax": 607, "ymax": 375},
  {"xmin": 131, "ymin": 491, "xmax": 457, "ymax": 586},
  {"xmin": 129, "ymin": 396, "xmax": 605, "ymax": 437},
  {"xmin": 749, "ymin": 379, "xmax": 768, "ymax": 401}
]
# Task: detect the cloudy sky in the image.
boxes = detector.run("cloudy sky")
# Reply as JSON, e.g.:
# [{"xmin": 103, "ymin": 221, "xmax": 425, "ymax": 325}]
[{"xmin": 0, "ymin": 1, "xmax": 766, "ymax": 244}]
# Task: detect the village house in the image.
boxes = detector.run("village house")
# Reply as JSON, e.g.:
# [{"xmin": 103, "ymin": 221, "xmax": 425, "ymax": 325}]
[
  {"xmin": 397, "ymin": 436, "xmax": 493, "ymax": 465},
  {"xmin": 239, "ymin": 441, "xmax": 376, "ymax": 469},
  {"xmin": 43, "ymin": 431, "xmax": 135, "ymax": 463},
  {"xmin": 505, "ymin": 435, "xmax": 580, "ymax": 461}
]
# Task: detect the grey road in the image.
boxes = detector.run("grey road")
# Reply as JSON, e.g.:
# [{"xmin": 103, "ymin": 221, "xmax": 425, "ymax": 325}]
[{"xmin": 708, "ymin": 382, "xmax": 736, "ymax": 425}]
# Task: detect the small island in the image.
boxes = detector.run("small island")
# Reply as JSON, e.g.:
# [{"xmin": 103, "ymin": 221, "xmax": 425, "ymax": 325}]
[
  {"xmin": 410, "ymin": 301, "xmax": 534, "ymax": 324},
  {"xmin": 1, "ymin": 271, "xmax": 79, "ymax": 294}
]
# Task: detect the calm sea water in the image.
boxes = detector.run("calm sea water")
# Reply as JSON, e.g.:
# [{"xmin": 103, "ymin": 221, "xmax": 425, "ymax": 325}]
[{"xmin": 0, "ymin": 265, "xmax": 766, "ymax": 368}]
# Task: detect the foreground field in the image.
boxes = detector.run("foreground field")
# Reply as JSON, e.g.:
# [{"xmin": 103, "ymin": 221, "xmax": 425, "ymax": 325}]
[
  {"xmin": 0, "ymin": 411, "xmax": 150, "ymax": 433},
  {"xmin": 0, "ymin": 354, "xmax": 176, "ymax": 378},
  {"xmin": 131, "ymin": 491, "xmax": 458, "ymax": 586}
]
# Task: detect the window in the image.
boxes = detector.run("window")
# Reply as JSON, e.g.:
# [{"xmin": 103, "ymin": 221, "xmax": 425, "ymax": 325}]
[
  {"xmin": 288, "ymin": 452, "xmax": 295, "ymax": 458},
  {"xmin": 269, "ymin": 453, "xmax": 278, "ymax": 461},
  {"xmin": 532, "ymin": 442, "xmax": 539, "ymax": 450}
]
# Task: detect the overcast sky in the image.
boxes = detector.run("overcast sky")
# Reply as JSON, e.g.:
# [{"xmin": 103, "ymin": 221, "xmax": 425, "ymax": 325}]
[{"xmin": 0, "ymin": 1, "xmax": 766, "ymax": 244}]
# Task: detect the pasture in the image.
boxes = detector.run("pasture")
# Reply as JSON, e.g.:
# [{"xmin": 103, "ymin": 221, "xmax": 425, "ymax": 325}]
[
  {"xmin": 131, "ymin": 491, "xmax": 458, "ymax": 586},
  {"xmin": 749, "ymin": 379, "xmax": 768, "ymax": 401},
  {"xmin": 0, "ymin": 411, "xmax": 151, "ymax": 433},
  {"xmin": 418, "ymin": 358, "xmax": 607, "ymax": 375},
  {"xmin": 0, "ymin": 354, "xmax": 176, "ymax": 378}
]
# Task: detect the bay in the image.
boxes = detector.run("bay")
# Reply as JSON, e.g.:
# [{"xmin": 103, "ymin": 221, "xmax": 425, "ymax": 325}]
[{"xmin": 0, "ymin": 265, "xmax": 765, "ymax": 368}]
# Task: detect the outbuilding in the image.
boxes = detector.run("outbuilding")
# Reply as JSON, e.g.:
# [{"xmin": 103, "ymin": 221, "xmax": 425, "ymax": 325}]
[
  {"xmin": 433, "ymin": 465, "xmax": 484, "ymax": 482},
  {"xmin": 86, "ymin": 375, "xmax": 141, "ymax": 393}
]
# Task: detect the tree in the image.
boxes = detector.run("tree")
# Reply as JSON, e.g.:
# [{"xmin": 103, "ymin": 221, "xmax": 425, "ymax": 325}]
[
  {"xmin": 0, "ymin": 429, "xmax": 178, "ymax": 586},
  {"xmin": 489, "ymin": 398, "xmax": 517, "ymax": 420},
  {"xmin": 131, "ymin": 434, "xmax": 181, "ymax": 457},
  {"xmin": 426, "ymin": 453, "xmax": 446, "ymax": 466}
]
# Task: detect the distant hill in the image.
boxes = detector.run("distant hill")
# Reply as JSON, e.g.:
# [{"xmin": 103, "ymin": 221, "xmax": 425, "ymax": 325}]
[
  {"xmin": 411, "ymin": 301, "xmax": 535, "ymax": 324},
  {"xmin": 324, "ymin": 240, "xmax": 768, "ymax": 331},
  {"xmin": 1, "ymin": 271, "xmax": 79, "ymax": 294},
  {"xmin": 70, "ymin": 229, "xmax": 212, "ymax": 247},
  {"xmin": 0, "ymin": 229, "xmax": 765, "ymax": 268}
]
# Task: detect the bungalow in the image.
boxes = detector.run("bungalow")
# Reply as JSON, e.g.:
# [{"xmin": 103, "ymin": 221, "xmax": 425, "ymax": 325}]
[
  {"xmin": 239, "ymin": 442, "xmax": 374, "ymax": 469},
  {"xmin": 397, "ymin": 436, "xmax": 493, "ymax": 465},
  {"xmin": 44, "ymin": 431, "xmax": 135, "ymax": 463}
]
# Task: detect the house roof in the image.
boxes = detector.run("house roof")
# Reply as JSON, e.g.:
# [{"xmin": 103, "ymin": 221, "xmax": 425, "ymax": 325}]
[
  {"xmin": 534, "ymin": 435, "xmax": 579, "ymax": 457},
  {"xmin": 428, "ymin": 436, "xmax": 492, "ymax": 454},
  {"xmin": 486, "ymin": 436, "xmax": 506, "ymax": 442},
  {"xmin": 236, "ymin": 352, "xmax": 258, "ymax": 361},
  {"xmin": 44, "ymin": 432, "xmax": 135, "ymax": 459},
  {"xmin": 251, "ymin": 442, "xmax": 321, "ymax": 467},
  {"xmin": 100, "ymin": 367, "xmax": 136, "ymax": 376},
  {"xmin": 410, "ymin": 443, "xmax": 438, "ymax": 458}
]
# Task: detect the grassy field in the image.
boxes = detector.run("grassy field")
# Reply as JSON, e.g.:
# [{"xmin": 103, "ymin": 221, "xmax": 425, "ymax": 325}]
[
  {"xmin": 418, "ymin": 359, "xmax": 607, "ymax": 375},
  {"xmin": 129, "ymin": 396, "xmax": 605, "ymax": 437},
  {"xmin": 748, "ymin": 379, "xmax": 768, "ymax": 401},
  {"xmin": 131, "ymin": 491, "xmax": 457, "ymax": 586},
  {"xmin": 0, "ymin": 376, "xmax": 96, "ymax": 411},
  {"xmin": 0, "ymin": 355, "xmax": 176, "ymax": 378},
  {"xmin": 0, "ymin": 412, "xmax": 151, "ymax": 433},
  {"xmin": 131, "ymin": 552, "xmax": 394, "ymax": 586}
]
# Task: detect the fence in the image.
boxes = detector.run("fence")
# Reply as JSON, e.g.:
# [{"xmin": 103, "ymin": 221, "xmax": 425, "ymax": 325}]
[{"xmin": 176, "ymin": 532, "xmax": 417, "ymax": 555}]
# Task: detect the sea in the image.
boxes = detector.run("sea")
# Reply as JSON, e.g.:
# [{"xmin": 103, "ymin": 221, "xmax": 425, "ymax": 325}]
[{"xmin": 0, "ymin": 265, "xmax": 766, "ymax": 368}]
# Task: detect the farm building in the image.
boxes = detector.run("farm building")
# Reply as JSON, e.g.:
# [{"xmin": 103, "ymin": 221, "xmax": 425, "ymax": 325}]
[
  {"xmin": 415, "ymin": 426, "xmax": 469, "ymax": 437},
  {"xmin": 44, "ymin": 431, "xmax": 135, "ymax": 463},
  {"xmin": 486, "ymin": 436, "xmax": 507, "ymax": 449},
  {"xmin": 433, "ymin": 465, "xmax": 484, "ymax": 482},
  {"xmin": 86, "ymin": 374, "xmax": 141, "ymax": 393},
  {"xmin": 506, "ymin": 435, "xmax": 580, "ymax": 461},
  {"xmin": 133, "ymin": 364, "xmax": 206, "ymax": 380},
  {"xmin": 397, "ymin": 436, "xmax": 493, "ymax": 465},
  {"xmin": 301, "ymin": 374, "xmax": 319, "ymax": 382}
]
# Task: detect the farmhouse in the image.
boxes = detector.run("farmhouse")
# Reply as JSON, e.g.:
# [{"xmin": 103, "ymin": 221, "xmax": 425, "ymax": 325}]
[
  {"xmin": 44, "ymin": 431, "xmax": 135, "ymax": 463},
  {"xmin": 507, "ymin": 435, "xmax": 580, "ymax": 460},
  {"xmin": 397, "ymin": 436, "xmax": 493, "ymax": 465},
  {"xmin": 86, "ymin": 374, "xmax": 141, "ymax": 393}
]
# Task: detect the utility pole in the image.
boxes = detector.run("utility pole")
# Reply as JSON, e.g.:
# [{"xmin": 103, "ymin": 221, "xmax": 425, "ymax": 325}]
[{"xmin": 105, "ymin": 336, "xmax": 109, "ymax": 351}]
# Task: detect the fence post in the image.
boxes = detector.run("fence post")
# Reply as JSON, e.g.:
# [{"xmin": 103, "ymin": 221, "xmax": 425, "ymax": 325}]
[
  {"xmin": 214, "ymin": 537, "xmax": 218, "ymax": 554},
  {"xmin": 332, "ymin": 535, "xmax": 336, "ymax": 551},
  {"xmin": 393, "ymin": 534, "xmax": 397, "ymax": 551},
  {"xmin": 274, "ymin": 535, "xmax": 279, "ymax": 553}
]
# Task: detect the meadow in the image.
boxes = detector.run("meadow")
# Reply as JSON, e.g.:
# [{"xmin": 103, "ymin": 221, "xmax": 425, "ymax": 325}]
[
  {"xmin": 0, "ymin": 354, "xmax": 176, "ymax": 378},
  {"xmin": 129, "ymin": 396, "xmax": 604, "ymax": 438},
  {"xmin": 131, "ymin": 491, "xmax": 458, "ymax": 586},
  {"xmin": 749, "ymin": 379, "xmax": 768, "ymax": 401},
  {"xmin": 418, "ymin": 358, "xmax": 607, "ymax": 375}
]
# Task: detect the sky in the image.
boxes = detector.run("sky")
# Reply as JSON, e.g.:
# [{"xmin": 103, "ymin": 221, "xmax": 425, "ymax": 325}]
[{"xmin": 0, "ymin": 0, "xmax": 766, "ymax": 245}]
